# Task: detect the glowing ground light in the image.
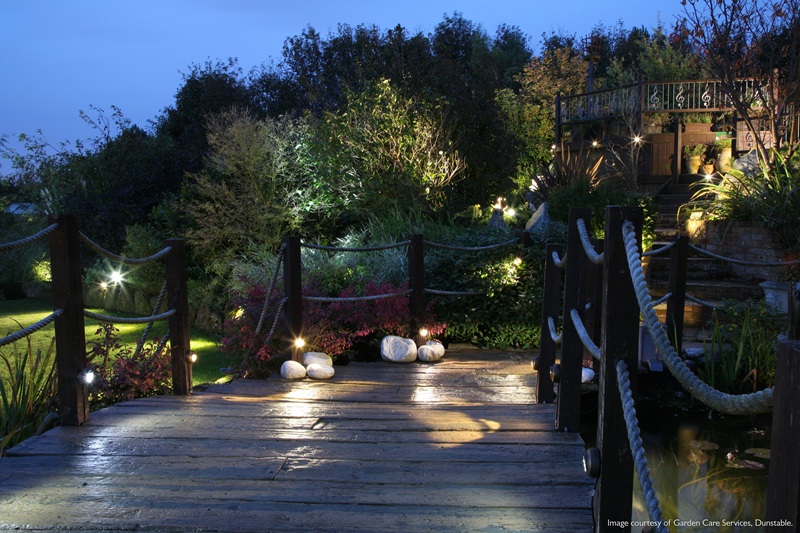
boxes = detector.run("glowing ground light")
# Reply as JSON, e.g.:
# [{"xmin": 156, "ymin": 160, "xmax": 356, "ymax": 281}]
[
  {"xmin": 186, "ymin": 351, "xmax": 198, "ymax": 364},
  {"xmin": 294, "ymin": 338, "xmax": 306, "ymax": 348},
  {"xmin": 513, "ymin": 257, "xmax": 523, "ymax": 266},
  {"xmin": 78, "ymin": 368, "xmax": 96, "ymax": 386},
  {"xmin": 109, "ymin": 270, "xmax": 124, "ymax": 285},
  {"xmin": 419, "ymin": 328, "xmax": 429, "ymax": 338}
]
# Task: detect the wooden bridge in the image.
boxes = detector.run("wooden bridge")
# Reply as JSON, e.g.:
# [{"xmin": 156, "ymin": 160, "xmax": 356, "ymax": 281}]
[{"xmin": 0, "ymin": 348, "xmax": 593, "ymax": 532}]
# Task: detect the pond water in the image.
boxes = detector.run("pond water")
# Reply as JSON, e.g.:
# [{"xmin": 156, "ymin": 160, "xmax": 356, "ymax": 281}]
[{"xmin": 582, "ymin": 389, "xmax": 773, "ymax": 532}]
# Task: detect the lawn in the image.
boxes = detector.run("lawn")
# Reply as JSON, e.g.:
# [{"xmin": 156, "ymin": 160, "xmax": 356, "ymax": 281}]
[{"xmin": 0, "ymin": 297, "xmax": 237, "ymax": 387}]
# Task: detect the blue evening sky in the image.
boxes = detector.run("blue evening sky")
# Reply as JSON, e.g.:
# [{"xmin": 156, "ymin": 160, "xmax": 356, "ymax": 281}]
[{"xmin": 0, "ymin": 0, "xmax": 678, "ymax": 164}]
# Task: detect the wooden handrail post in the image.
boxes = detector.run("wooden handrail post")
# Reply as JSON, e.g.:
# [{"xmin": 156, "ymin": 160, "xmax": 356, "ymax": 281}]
[
  {"xmin": 586, "ymin": 238, "xmax": 604, "ymax": 375},
  {"xmin": 165, "ymin": 238, "xmax": 191, "ymax": 395},
  {"xmin": 536, "ymin": 243, "xmax": 563, "ymax": 404},
  {"xmin": 556, "ymin": 208, "xmax": 592, "ymax": 432},
  {"xmin": 666, "ymin": 235, "xmax": 689, "ymax": 355},
  {"xmin": 765, "ymin": 340, "xmax": 800, "ymax": 530},
  {"xmin": 594, "ymin": 206, "xmax": 642, "ymax": 531},
  {"xmin": 49, "ymin": 214, "xmax": 89, "ymax": 425},
  {"xmin": 408, "ymin": 234, "xmax": 426, "ymax": 346},
  {"xmin": 283, "ymin": 236, "xmax": 303, "ymax": 362}
]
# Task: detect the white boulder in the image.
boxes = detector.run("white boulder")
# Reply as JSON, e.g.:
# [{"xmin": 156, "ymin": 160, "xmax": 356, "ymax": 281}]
[
  {"xmin": 381, "ymin": 335, "xmax": 417, "ymax": 363},
  {"xmin": 281, "ymin": 360, "xmax": 306, "ymax": 380},
  {"xmin": 425, "ymin": 340, "xmax": 445, "ymax": 357},
  {"xmin": 306, "ymin": 363, "xmax": 335, "ymax": 380},
  {"xmin": 417, "ymin": 345, "xmax": 443, "ymax": 362},
  {"xmin": 581, "ymin": 367, "xmax": 595, "ymax": 383},
  {"xmin": 303, "ymin": 351, "xmax": 333, "ymax": 367}
]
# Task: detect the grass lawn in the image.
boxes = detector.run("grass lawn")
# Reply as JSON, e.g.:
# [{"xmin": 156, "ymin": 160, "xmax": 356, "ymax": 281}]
[{"xmin": 0, "ymin": 297, "xmax": 237, "ymax": 387}]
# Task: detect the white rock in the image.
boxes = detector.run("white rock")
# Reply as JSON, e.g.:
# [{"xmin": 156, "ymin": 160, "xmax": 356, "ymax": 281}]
[
  {"xmin": 307, "ymin": 363, "xmax": 335, "ymax": 380},
  {"xmin": 281, "ymin": 360, "xmax": 306, "ymax": 379},
  {"xmin": 581, "ymin": 367, "xmax": 595, "ymax": 383},
  {"xmin": 381, "ymin": 335, "xmax": 417, "ymax": 363},
  {"xmin": 417, "ymin": 345, "xmax": 443, "ymax": 362},
  {"xmin": 424, "ymin": 340, "xmax": 445, "ymax": 357},
  {"xmin": 303, "ymin": 351, "xmax": 333, "ymax": 367}
]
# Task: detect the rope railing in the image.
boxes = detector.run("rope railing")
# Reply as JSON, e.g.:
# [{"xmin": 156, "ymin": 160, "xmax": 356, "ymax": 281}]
[
  {"xmin": 0, "ymin": 308, "xmax": 64, "ymax": 348},
  {"xmin": 552, "ymin": 250, "xmax": 567, "ymax": 268},
  {"xmin": 622, "ymin": 219, "xmax": 773, "ymax": 415},
  {"xmin": 424, "ymin": 237, "xmax": 518, "ymax": 251},
  {"xmin": 576, "ymin": 218, "xmax": 604, "ymax": 265},
  {"xmin": 424, "ymin": 288, "xmax": 483, "ymax": 296},
  {"xmin": 651, "ymin": 292, "xmax": 672, "ymax": 307},
  {"xmin": 83, "ymin": 309, "xmax": 176, "ymax": 325},
  {"xmin": 617, "ymin": 359, "xmax": 668, "ymax": 533},
  {"xmin": 547, "ymin": 316, "xmax": 563, "ymax": 344},
  {"xmin": 569, "ymin": 308, "xmax": 601, "ymax": 360},
  {"xmin": 301, "ymin": 240, "xmax": 410, "ymax": 252},
  {"xmin": 255, "ymin": 245, "xmax": 287, "ymax": 335},
  {"xmin": 688, "ymin": 242, "xmax": 800, "ymax": 267},
  {"xmin": 0, "ymin": 223, "xmax": 59, "ymax": 253},
  {"xmin": 134, "ymin": 280, "xmax": 168, "ymax": 357},
  {"xmin": 643, "ymin": 240, "xmax": 676, "ymax": 257},
  {"xmin": 80, "ymin": 232, "xmax": 172, "ymax": 265},
  {"xmin": 685, "ymin": 293, "xmax": 719, "ymax": 309},
  {"xmin": 303, "ymin": 290, "xmax": 413, "ymax": 303}
]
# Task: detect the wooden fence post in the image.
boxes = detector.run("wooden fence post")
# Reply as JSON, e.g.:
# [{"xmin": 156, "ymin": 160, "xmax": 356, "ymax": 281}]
[
  {"xmin": 408, "ymin": 234, "xmax": 426, "ymax": 346},
  {"xmin": 165, "ymin": 238, "xmax": 191, "ymax": 395},
  {"xmin": 556, "ymin": 208, "xmax": 592, "ymax": 432},
  {"xmin": 48, "ymin": 214, "xmax": 89, "ymax": 426},
  {"xmin": 536, "ymin": 243, "xmax": 563, "ymax": 404},
  {"xmin": 765, "ymin": 340, "xmax": 800, "ymax": 530},
  {"xmin": 283, "ymin": 236, "xmax": 303, "ymax": 362},
  {"xmin": 666, "ymin": 235, "xmax": 689, "ymax": 355},
  {"xmin": 594, "ymin": 206, "xmax": 642, "ymax": 531}
]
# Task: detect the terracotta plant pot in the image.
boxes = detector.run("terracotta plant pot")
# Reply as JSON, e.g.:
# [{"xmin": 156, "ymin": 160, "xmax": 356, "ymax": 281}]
[{"xmin": 686, "ymin": 155, "xmax": 702, "ymax": 174}]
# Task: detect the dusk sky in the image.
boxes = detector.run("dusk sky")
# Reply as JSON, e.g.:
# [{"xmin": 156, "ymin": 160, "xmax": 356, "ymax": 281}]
[{"xmin": 1, "ymin": 1, "xmax": 679, "ymax": 166}]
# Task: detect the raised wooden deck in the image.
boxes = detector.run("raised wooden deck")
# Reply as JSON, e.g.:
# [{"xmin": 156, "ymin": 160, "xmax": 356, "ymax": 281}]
[{"xmin": 0, "ymin": 348, "xmax": 593, "ymax": 532}]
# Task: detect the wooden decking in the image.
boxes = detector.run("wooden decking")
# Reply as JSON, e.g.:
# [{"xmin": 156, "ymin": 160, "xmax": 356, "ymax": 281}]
[{"xmin": 0, "ymin": 348, "xmax": 593, "ymax": 532}]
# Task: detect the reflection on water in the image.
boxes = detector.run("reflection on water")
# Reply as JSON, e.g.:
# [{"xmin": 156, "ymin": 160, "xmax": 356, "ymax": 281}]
[{"xmin": 631, "ymin": 406, "xmax": 771, "ymax": 532}]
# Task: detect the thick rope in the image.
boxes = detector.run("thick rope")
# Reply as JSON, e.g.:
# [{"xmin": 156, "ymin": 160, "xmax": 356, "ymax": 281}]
[
  {"xmin": 255, "ymin": 245, "xmax": 286, "ymax": 335},
  {"xmin": 643, "ymin": 240, "xmax": 676, "ymax": 257},
  {"xmin": 155, "ymin": 332, "xmax": 170, "ymax": 355},
  {"xmin": 547, "ymin": 316, "xmax": 563, "ymax": 344},
  {"xmin": 651, "ymin": 292, "xmax": 672, "ymax": 307},
  {"xmin": 576, "ymin": 218, "xmax": 604, "ymax": 265},
  {"xmin": 685, "ymin": 293, "xmax": 719, "ymax": 310},
  {"xmin": 0, "ymin": 308, "xmax": 64, "ymax": 348},
  {"xmin": 303, "ymin": 290, "xmax": 413, "ymax": 303},
  {"xmin": 84, "ymin": 309, "xmax": 175, "ymax": 324},
  {"xmin": 552, "ymin": 250, "xmax": 567, "ymax": 269},
  {"xmin": 0, "ymin": 223, "xmax": 59, "ymax": 253},
  {"xmin": 688, "ymin": 243, "xmax": 800, "ymax": 267},
  {"xmin": 424, "ymin": 288, "xmax": 483, "ymax": 296},
  {"xmin": 617, "ymin": 359, "xmax": 668, "ymax": 533},
  {"xmin": 134, "ymin": 280, "xmax": 169, "ymax": 357},
  {"xmin": 622, "ymin": 220, "xmax": 773, "ymax": 415},
  {"xmin": 301, "ymin": 240, "xmax": 410, "ymax": 252},
  {"xmin": 424, "ymin": 238, "xmax": 518, "ymax": 251},
  {"xmin": 265, "ymin": 297, "xmax": 288, "ymax": 345},
  {"xmin": 569, "ymin": 308, "xmax": 601, "ymax": 360},
  {"xmin": 80, "ymin": 232, "xmax": 172, "ymax": 265}
]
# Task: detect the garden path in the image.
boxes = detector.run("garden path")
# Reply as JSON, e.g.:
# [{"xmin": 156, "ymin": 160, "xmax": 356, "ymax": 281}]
[{"xmin": 0, "ymin": 348, "xmax": 593, "ymax": 532}]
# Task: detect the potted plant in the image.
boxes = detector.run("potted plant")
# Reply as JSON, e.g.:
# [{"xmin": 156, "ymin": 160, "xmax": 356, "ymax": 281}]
[
  {"xmin": 713, "ymin": 138, "xmax": 733, "ymax": 173},
  {"xmin": 683, "ymin": 144, "xmax": 707, "ymax": 174},
  {"xmin": 684, "ymin": 112, "xmax": 713, "ymax": 133},
  {"xmin": 702, "ymin": 157, "xmax": 716, "ymax": 175}
]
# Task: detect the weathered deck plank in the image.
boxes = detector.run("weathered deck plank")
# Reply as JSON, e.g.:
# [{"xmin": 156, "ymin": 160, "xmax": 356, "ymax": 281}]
[{"xmin": 0, "ymin": 348, "xmax": 593, "ymax": 532}]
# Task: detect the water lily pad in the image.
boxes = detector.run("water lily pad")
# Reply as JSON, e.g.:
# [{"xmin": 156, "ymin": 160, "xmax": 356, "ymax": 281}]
[
  {"xmin": 689, "ymin": 440, "xmax": 720, "ymax": 451},
  {"xmin": 744, "ymin": 448, "xmax": 771, "ymax": 459}
]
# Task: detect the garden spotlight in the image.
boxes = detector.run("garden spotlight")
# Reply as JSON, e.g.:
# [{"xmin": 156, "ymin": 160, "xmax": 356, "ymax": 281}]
[
  {"xmin": 419, "ymin": 328, "xmax": 429, "ymax": 338},
  {"xmin": 294, "ymin": 338, "xmax": 306, "ymax": 349},
  {"xmin": 78, "ymin": 368, "xmax": 96, "ymax": 387},
  {"xmin": 186, "ymin": 351, "xmax": 198, "ymax": 364}
]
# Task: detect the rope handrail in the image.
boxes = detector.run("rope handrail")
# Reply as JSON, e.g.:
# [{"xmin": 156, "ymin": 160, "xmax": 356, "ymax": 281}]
[
  {"xmin": 617, "ymin": 359, "xmax": 668, "ymax": 532},
  {"xmin": 301, "ymin": 240, "xmax": 411, "ymax": 252},
  {"xmin": 134, "ymin": 280, "xmax": 169, "ymax": 357},
  {"xmin": 688, "ymin": 243, "xmax": 800, "ymax": 267},
  {"xmin": 685, "ymin": 293, "xmax": 719, "ymax": 309},
  {"xmin": 622, "ymin": 220, "xmax": 773, "ymax": 415},
  {"xmin": 0, "ymin": 308, "xmax": 64, "ymax": 348},
  {"xmin": 83, "ymin": 308, "xmax": 176, "ymax": 324},
  {"xmin": 424, "ymin": 288, "xmax": 484, "ymax": 296},
  {"xmin": 424, "ymin": 238, "xmax": 518, "ymax": 252},
  {"xmin": 651, "ymin": 292, "xmax": 672, "ymax": 307},
  {"xmin": 547, "ymin": 316, "xmax": 563, "ymax": 344},
  {"xmin": 80, "ymin": 232, "xmax": 172, "ymax": 265},
  {"xmin": 0, "ymin": 223, "xmax": 59, "ymax": 253},
  {"xmin": 569, "ymin": 308, "xmax": 601, "ymax": 360},
  {"xmin": 303, "ymin": 290, "xmax": 413, "ymax": 303},
  {"xmin": 576, "ymin": 218, "xmax": 604, "ymax": 265},
  {"xmin": 552, "ymin": 250, "xmax": 567, "ymax": 268},
  {"xmin": 643, "ymin": 240, "xmax": 676, "ymax": 257},
  {"xmin": 255, "ymin": 245, "xmax": 287, "ymax": 335}
]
